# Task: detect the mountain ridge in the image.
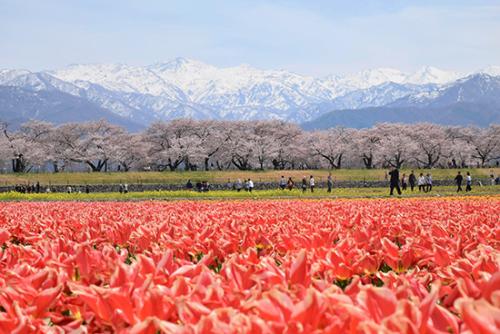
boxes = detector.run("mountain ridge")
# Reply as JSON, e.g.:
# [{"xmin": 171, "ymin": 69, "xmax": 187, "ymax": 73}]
[
  {"xmin": 303, "ymin": 74, "xmax": 500, "ymax": 129},
  {"xmin": 1, "ymin": 59, "xmax": 500, "ymax": 129}
]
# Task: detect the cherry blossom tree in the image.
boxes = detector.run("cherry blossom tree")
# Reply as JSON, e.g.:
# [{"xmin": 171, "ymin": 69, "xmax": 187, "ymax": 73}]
[
  {"xmin": 0, "ymin": 121, "xmax": 54, "ymax": 172},
  {"xmin": 268, "ymin": 122, "xmax": 304, "ymax": 170},
  {"xmin": 375, "ymin": 123, "xmax": 416, "ymax": 169},
  {"xmin": 145, "ymin": 120, "xmax": 204, "ymax": 171},
  {"xmin": 309, "ymin": 127, "xmax": 354, "ymax": 169},
  {"xmin": 114, "ymin": 133, "xmax": 149, "ymax": 171},
  {"xmin": 2, "ymin": 119, "xmax": 498, "ymax": 172},
  {"xmin": 192, "ymin": 120, "xmax": 231, "ymax": 170},
  {"xmin": 51, "ymin": 120, "xmax": 126, "ymax": 172},
  {"xmin": 468, "ymin": 125, "xmax": 500, "ymax": 167},
  {"xmin": 409, "ymin": 123, "xmax": 447, "ymax": 169},
  {"xmin": 441, "ymin": 126, "xmax": 474, "ymax": 168},
  {"xmin": 223, "ymin": 122, "xmax": 255, "ymax": 170},
  {"xmin": 352, "ymin": 128, "xmax": 381, "ymax": 169}
]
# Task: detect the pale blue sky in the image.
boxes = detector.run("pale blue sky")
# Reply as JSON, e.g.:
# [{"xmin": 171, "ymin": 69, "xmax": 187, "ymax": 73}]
[{"xmin": 1, "ymin": 0, "xmax": 499, "ymax": 75}]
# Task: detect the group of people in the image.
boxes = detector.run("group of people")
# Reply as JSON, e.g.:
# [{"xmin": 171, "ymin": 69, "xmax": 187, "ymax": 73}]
[
  {"xmin": 388, "ymin": 168, "xmax": 482, "ymax": 195},
  {"xmin": 118, "ymin": 183, "xmax": 129, "ymax": 194},
  {"xmin": 186, "ymin": 180, "xmax": 211, "ymax": 192},
  {"xmin": 390, "ymin": 170, "xmax": 435, "ymax": 195},
  {"xmin": 14, "ymin": 182, "xmax": 41, "ymax": 194},
  {"xmin": 66, "ymin": 185, "xmax": 91, "ymax": 194},
  {"xmin": 13, "ymin": 182, "xmax": 91, "ymax": 194},
  {"xmin": 182, "ymin": 169, "xmax": 497, "ymax": 196},
  {"xmin": 223, "ymin": 179, "xmax": 255, "ymax": 192},
  {"xmin": 278, "ymin": 174, "xmax": 334, "ymax": 193},
  {"xmin": 454, "ymin": 171, "xmax": 473, "ymax": 192}
]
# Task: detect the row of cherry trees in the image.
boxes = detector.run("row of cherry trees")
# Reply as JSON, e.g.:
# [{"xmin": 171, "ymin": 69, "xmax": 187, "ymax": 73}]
[{"xmin": 0, "ymin": 119, "xmax": 499, "ymax": 173}]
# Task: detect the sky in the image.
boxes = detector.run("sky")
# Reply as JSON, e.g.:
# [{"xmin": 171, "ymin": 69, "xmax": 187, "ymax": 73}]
[{"xmin": 1, "ymin": 0, "xmax": 500, "ymax": 76}]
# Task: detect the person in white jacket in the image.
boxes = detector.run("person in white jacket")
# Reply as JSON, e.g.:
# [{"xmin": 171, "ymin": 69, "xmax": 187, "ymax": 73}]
[
  {"xmin": 417, "ymin": 173, "xmax": 426, "ymax": 192},
  {"xmin": 248, "ymin": 179, "xmax": 254, "ymax": 192},
  {"xmin": 309, "ymin": 175, "xmax": 315, "ymax": 193},
  {"xmin": 466, "ymin": 172, "xmax": 472, "ymax": 192}
]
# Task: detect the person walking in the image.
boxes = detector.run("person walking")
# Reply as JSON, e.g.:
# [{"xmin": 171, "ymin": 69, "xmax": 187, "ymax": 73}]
[
  {"xmin": 418, "ymin": 173, "xmax": 426, "ymax": 192},
  {"xmin": 123, "ymin": 183, "xmax": 129, "ymax": 194},
  {"xmin": 279, "ymin": 176, "xmax": 287, "ymax": 190},
  {"xmin": 455, "ymin": 171, "xmax": 463, "ymax": 192},
  {"xmin": 327, "ymin": 173, "xmax": 333, "ymax": 193},
  {"xmin": 309, "ymin": 175, "xmax": 315, "ymax": 193},
  {"xmin": 301, "ymin": 176, "xmax": 307, "ymax": 193},
  {"xmin": 388, "ymin": 167, "xmax": 402, "ymax": 196},
  {"xmin": 186, "ymin": 179, "xmax": 193, "ymax": 190},
  {"xmin": 401, "ymin": 173, "xmax": 407, "ymax": 191},
  {"xmin": 466, "ymin": 172, "xmax": 472, "ymax": 192},
  {"xmin": 409, "ymin": 171, "xmax": 416, "ymax": 191},
  {"xmin": 287, "ymin": 177, "xmax": 294, "ymax": 191},
  {"xmin": 248, "ymin": 179, "xmax": 254, "ymax": 192},
  {"xmin": 426, "ymin": 173, "xmax": 433, "ymax": 192},
  {"xmin": 244, "ymin": 179, "xmax": 250, "ymax": 192}
]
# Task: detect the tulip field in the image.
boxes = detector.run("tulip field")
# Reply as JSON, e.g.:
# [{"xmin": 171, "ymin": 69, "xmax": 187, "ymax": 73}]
[{"xmin": 0, "ymin": 198, "xmax": 499, "ymax": 333}]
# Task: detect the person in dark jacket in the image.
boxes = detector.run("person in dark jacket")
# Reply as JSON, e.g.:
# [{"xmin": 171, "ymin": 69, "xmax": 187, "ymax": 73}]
[
  {"xmin": 388, "ymin": 167, "xmax": 402, "ymax": 196},
  {"xmin": 454, "ymin": 171, "xmax": 463, "ymax": 192},
  {"xmin": 327, "ymin": 173, "xmax": 333, "ymax": 193},
  {"xmin": 408, "ymin": 171, "xmax": 416, "ymax": 191}
]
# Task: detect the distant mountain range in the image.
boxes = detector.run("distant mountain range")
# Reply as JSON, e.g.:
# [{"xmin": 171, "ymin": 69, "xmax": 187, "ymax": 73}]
[
  {"xmin": 303, "ymin": 73, "xmax": 500, "ymax": 129},
  {"xmin": 1, "ymin": 58, "xmax": 499, "ymax": 130}
]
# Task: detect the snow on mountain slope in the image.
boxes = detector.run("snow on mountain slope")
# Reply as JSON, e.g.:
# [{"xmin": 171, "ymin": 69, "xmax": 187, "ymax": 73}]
[
  {"xmin": 47, "ymin": 59, "xmax": 465, "ymax": 121},
  {"xmin": 3, "ymin": 71, "xmax": 82, "ymax": 96},
  {"xmin": 390, "ymin": 73, "xmax": 500, "ymax": 107},
  {"xmin": 304, "ymin": 73, "xmax": 500, "ymax": 130},
  {"xmin": 405, "ymin": 66, "xmax": 462, "ymax": 84},
  {"xmin": 329, "ymin": 82, "xmax": 438, "ymax": 110},
  {"xmin": 321, "ymin": 68, "xmax": 407, "ymax": 96},
  {"xmin": 50, "ymin": 63, "xmax": 187, "ymax": 100},
  {"xmin": 0, "ymin": 69, "xmax": 31, "ymax": 83},
  {"xmin": 478, "ymin": 65, "xmax": 500, "ymax": 77},
  {"xmin": 2, "ymin": 59, "xmax": 499, "ymax": 125},
  {"xmin": 148, "ymin": 58, "xmax": 335, "ymax": 104}
]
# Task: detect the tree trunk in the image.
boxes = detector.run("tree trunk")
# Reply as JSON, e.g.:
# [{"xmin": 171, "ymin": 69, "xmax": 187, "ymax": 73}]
[
  {"xmin": 86, "ymin": 159, "xmax": 108, "ymax": 172},
  {"xmin": 362, "ymin": 153, "xmax": 373, "ymax": 169},
  {"xmin": 12, "ymin": 154, "xmax": 25, "ymax": 173}
]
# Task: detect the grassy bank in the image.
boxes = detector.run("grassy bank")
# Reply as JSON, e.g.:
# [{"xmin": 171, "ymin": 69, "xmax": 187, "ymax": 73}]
[
  {"xmin": 0, "ymin": 168, "xmax": 498, "ymax": 187},
  {"xmin": 0, "ymin": 185, "xmax": 498, "ymax": 201}
]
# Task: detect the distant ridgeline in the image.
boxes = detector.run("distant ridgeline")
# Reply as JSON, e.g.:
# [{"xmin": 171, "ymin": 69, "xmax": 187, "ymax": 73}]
[
  {"xmin": 1, "ymin": 60, "xmax": 500, "ymax": 130},
  {"xmin": 0, "ymin": 119, "xmax": 498, "ymax": 173}
]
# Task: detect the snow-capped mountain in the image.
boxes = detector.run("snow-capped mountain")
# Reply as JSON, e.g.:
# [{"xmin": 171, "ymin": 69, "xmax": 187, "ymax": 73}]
[
  {"xmin": 303, "ymin": 74, "xmax": 500, "ymax": 129},
  {"xmin": 1, "ymin": 58, "xmax": 499, "ymax": 129},
  {"xmin": 328, "ymin": 82, "xmax": 438, "ymax": 110},
  {"xmin": 390, "ymin": 73, "xmax": 500, "ymax": 108}
]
